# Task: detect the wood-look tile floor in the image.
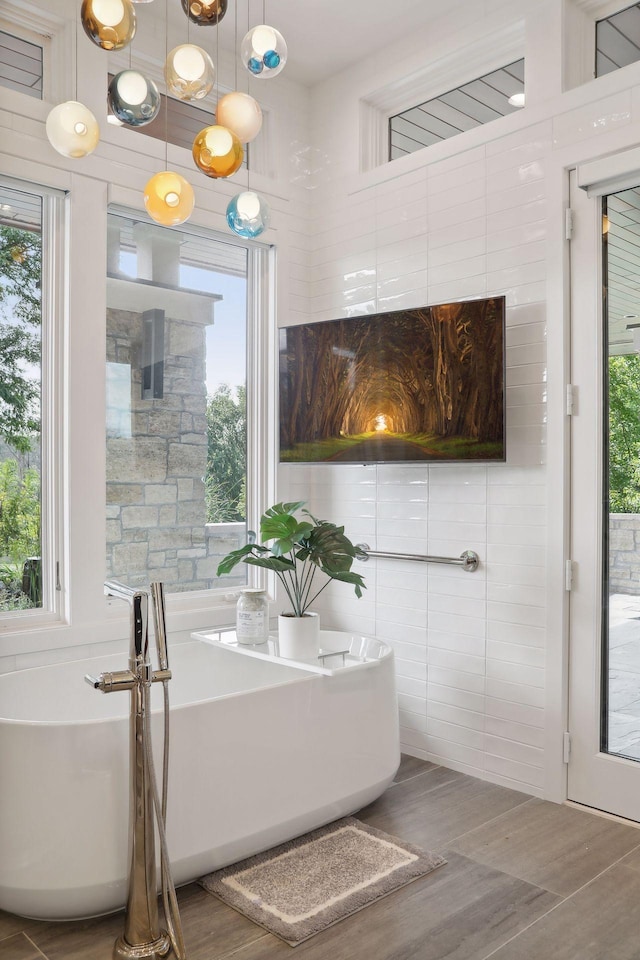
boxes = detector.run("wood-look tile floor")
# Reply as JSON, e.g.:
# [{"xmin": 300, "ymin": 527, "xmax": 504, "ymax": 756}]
[{"xmin": 3, "ymin": 756, "xmax": 640, "ymax": 960}]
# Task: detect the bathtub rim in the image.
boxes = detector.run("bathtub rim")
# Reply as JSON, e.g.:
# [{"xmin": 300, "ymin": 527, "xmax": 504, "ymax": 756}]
[
  {"xmin": 0, "ymin": 641, "xmax": 320, "ymax": 727},
  {"xmin": 0, "ymin": 631, "xmax": 393, "ymax": 727}
]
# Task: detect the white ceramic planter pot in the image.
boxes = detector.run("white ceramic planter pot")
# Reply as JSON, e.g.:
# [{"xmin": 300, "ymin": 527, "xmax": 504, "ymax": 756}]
[{"xmin": 277, "ymin": 612, "xmax": 320, "ymax": 660}]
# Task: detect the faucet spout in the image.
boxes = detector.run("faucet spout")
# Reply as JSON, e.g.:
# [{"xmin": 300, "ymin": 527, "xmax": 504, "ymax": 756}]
[
  {"xmin": 104, "ymin": 579, "xmax": 145, "ymax": 604},
  {"xmin": 105, "ymin": 580, "xmax": 149, "ymax": 665}
]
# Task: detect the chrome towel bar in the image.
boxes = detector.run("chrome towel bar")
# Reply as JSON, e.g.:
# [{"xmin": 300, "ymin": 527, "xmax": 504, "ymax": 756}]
[{"xmin": 355, "ymin": 543, "xmax": 479, "ymax": 573}]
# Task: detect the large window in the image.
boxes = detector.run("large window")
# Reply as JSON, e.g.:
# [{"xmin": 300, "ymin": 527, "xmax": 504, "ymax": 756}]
[
  {"xmin": 0, "ymin": 183, "xmax": 49, "ymax": 615},
  {"xmin": 106, "ymin": 212, "xmax": 251, "ymax": 593}
]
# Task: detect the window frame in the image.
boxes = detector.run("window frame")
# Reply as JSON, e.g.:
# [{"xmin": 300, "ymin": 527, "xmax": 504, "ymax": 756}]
[
  {"xmin": 0, "ymin": 176, "xmax": 66, "ymax": 632},
  {"xmin": 103, "ymin": 204, "xmax": 277, "ymax": 619}
]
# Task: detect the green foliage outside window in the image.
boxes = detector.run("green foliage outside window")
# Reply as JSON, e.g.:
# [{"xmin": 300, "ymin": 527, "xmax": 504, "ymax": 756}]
[
  {"xmin": 0, "ymin": 223, "xmax": 42, "ymax": 611},
  {"xmin": 205, "ymin": 384, "xmax": 246, "ymax": 523},
  {"xmin": 0, "ymin": 459, "xmax": 40, "ymax": 559},
  {"xmin": 609, "ymin": 353, "xmax": 640, "ymax": 513},
  {"xmin": 0, "ymin": 459, "xmax": 40, "ymax": 610},
  {"xmin": 0, "ymin": 226, "xmax": 42, "ymax": 452}
]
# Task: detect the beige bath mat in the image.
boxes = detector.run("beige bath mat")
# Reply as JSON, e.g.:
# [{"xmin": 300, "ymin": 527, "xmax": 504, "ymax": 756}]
[{"xmin": 199, "ymin": 816, "xmax": 446, "ymax": 946}]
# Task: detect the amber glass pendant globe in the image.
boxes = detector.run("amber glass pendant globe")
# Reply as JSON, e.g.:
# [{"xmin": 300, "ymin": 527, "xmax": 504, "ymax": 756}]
[
  {"xmin": 144, "ymin": 172, "xmax": 195, "ymax": 226},
  {"xmin": 181, "ymin": 0, "xmax": 227, "ymax": 26},
  {"xmin": 226, "ymin": 191, "xmax": 270, "ymax": 238},
  {"xmin": 192, "ymin": 125, "xmax": 243, "ymax": 178},
  {"xmin": 165, "ymin": 44, "xmax": 214, "ymax": 101},
  {"xmin": 216, "ymin": 91, "xmax": 262, "ymax": 143},
  {"xmin": 81, "ymin": 0, "xmax": 136, "ymax": 50},
  {"xmin": 46, "ymin": 101, "xmax": 100, "ymax": 158},
  {"xmin": 241, "ymin": 24, "xmax": 287, "ymax": 78},
  {"xmin": 108, "ymin": 70, "xmax": 160, "ymax": 126}
]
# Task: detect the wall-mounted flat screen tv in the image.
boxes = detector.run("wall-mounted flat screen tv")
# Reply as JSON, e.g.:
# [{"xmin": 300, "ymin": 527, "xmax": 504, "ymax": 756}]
[{"xmin": 279, "ymin": 296, "xmax": 506, "ymax": 464}]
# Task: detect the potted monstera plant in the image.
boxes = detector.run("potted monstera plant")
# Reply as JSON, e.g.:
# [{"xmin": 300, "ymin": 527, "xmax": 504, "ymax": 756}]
[{"xmin": 216, "ymin": 501, "xmax": 366, "ymax": 658}]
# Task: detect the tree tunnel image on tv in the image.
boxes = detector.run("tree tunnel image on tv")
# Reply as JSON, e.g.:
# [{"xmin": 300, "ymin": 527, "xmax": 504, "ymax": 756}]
[{"xmin": 279, "ymin": 296, "xmax": 506, "ymax": 463}]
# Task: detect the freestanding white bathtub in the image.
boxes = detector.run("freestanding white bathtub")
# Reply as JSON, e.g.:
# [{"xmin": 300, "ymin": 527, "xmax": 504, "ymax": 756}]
[{"xmin": 0, "ymin": 632, "xmax": 399, "ymax": 921}]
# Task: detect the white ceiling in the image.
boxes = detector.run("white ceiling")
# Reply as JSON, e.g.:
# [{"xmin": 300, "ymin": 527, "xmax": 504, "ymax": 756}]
[
  {"xmin": 606, "ymin": 188, "xmax": 640, "ymax": 352},
  {"xmin": 260, "ymin": 0, "xmax": 461, "ymax": 86},
  {"xmin": 157, "ymin": 0, "xmax": 463, "ymax": 88}
]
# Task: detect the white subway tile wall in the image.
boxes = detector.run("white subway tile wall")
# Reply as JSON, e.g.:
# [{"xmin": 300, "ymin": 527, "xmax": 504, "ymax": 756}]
[{"xmin": 280, "ymin": 122, "xmax": 549, "ymax": 797}]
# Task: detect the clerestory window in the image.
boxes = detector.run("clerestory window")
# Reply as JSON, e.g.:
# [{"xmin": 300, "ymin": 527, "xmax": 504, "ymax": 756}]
[
  {"xmin": 0, "ymin": 30, "xmax": 43, "ymax": 99},
  {"xmin": 596, "ymin": 3, "xmax": 640, "ymax": 77},
  {"xmin": 389, "ymin": 59, "xmax": 525, "ymax": 160}
]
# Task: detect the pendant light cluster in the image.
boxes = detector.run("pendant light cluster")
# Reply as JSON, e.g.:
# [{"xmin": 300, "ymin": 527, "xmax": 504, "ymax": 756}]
[{"xmin": 45, "ymin": 0, "xmax": 286, "ymax": 238}]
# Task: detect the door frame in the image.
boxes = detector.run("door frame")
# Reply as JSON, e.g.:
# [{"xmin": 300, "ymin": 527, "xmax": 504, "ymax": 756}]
[{"xmin": 566, "ymin": 165, "xmax": 640, "ymax": 820}]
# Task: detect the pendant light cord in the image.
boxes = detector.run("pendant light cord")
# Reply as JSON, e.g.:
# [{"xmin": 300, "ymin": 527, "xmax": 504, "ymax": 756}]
[
  {"xmin": 246, "ymin": 0, "xmax": 250, "ymax": 189},
  {"xmin": 215, "ymin": 0, "xmax": 220, "ymax": 109},
  {"xmin": 234, "ymin": 0, "xmax": 238, "ymax": 91},
  {"xmin": 165, "ymin": 0, "xmax": 169, "ymax": 170},
  {"xmin": 74, "ymin": 9, "xmax": 78, "ymax": 102}
]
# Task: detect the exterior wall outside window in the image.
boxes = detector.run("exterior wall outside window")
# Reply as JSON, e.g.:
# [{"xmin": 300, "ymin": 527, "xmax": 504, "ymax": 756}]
[
  {"xmin": 610, "ymin": 514, "xmax": 640, "ymax": 593},
  {"xmin": 106, "ymin": 305, "xmax": 210, "ymax": 590}
]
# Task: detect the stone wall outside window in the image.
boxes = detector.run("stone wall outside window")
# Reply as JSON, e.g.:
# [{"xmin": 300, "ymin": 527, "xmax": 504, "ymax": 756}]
[
  {"xmin": 610, "ymin": 514, "xmax": 640, "ymax": 595},
  {"xmin": 106, "ymin": 306, "xmax": 245, "ymax": 592}
]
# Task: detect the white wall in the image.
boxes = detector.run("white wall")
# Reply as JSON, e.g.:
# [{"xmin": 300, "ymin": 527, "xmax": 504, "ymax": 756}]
[
  {"xmin": 279, "ymin": 115, "xmax": 551, "ymax": 793},
  {"xmin": 278, "ymin": 0, "xmax": 640, "ymax": 800}
]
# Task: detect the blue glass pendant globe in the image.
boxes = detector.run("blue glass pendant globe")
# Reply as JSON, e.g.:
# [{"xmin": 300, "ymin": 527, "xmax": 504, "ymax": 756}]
[
  {"xmin": 108, "ymin": 70, "xmax": 160, "ymax": 126},
  {"xmin": 263, "ymin": 50, "xmax": 280, "ymax": 69},
  {"xmin": 226, "ymin": 191, "xmax": 270, "ymax": 238},
  {"xmin": 240, "ymin": 25, "xmax": 287, "ymax": 79}
]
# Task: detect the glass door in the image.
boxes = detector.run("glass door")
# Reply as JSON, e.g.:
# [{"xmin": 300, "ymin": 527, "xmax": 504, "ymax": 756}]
[
  {"xmin": 568, "ymin": 170, "xmax": 640, "ymax": 820},
  {"xmin": 603, "ymin": 186, "xmax": 640, "ymax": 764}
]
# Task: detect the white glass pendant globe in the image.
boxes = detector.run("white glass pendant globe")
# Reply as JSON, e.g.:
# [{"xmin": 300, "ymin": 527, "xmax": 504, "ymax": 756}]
[
  {"xmin": 46, "ymin": 101, "xmax": 100, "ymax": 158},
  {"xmin": 216, "ymin": 91, "xmax": 262, "ymax": 143},
  {"xmin": 226, "ymin": 191, "xmax": 270, "ymax": 238},
  {"xmin": 144, "ymin": 171, "xmax": 195, "ymax": 225},
  {"xmin": 241, "ymin": 24, "xmax": 287, "ymax": 78},
  {"xmin": 165, "ymin": 44, "xmax": 215, "ymax": 101},
  {"xmin": 108, "ymin": 70, "xmax": 160, "ymax": 126}
]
